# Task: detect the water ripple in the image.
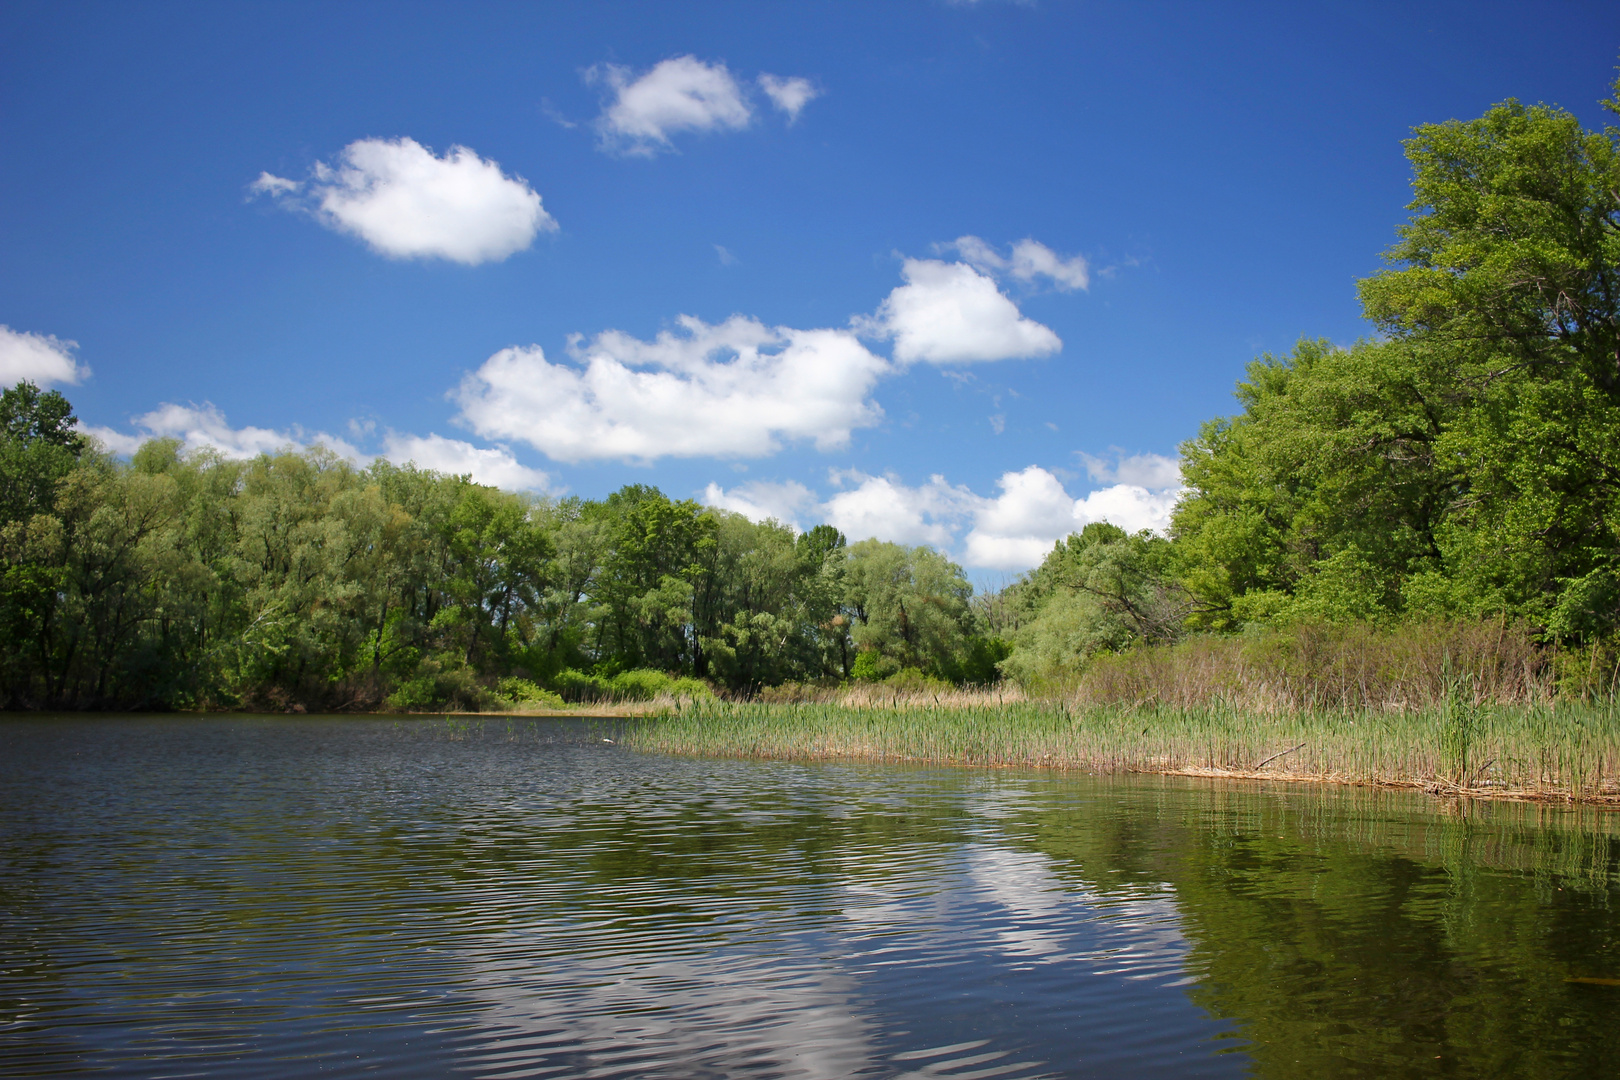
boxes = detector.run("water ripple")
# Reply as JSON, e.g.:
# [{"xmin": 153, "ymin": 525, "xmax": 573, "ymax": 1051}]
[{"xmin": 0, "ymin": 717, "xmax": 1246, "ymax": 1078}]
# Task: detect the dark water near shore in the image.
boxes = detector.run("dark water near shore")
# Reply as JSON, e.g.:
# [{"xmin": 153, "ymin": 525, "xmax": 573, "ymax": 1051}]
[{"xmin": 2, "ymin": 716, "xmax": 1619, "ymax": 1078}]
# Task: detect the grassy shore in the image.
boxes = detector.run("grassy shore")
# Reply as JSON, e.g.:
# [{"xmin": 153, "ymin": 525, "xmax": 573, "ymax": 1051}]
[{"xmin": 621, "ymin": 695, "xmax": 1620, "ymax": 803}]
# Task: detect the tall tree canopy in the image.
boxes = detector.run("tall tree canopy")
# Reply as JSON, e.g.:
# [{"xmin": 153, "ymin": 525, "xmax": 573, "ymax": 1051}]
[
  {"xmin": 0, "ymin": 427, "xmax": 999, "ymax": 708},
  {"xmin": 1171, "ymin": 84, "xmax": 1620, "ymax": 637}
]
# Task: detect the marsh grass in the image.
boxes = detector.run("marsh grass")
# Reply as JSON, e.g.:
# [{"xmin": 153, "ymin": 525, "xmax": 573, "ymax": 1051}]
[
  {"xmin": 624, "ymin": 697, "xmax": 1620, "ymax": 803},
  {"xmin": 1073, "ymin": 619, "xmax": 1558, "ymax": 711}
]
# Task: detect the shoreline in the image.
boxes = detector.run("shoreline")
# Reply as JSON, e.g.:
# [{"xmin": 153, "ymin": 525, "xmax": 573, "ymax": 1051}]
[
  {"xmin": 10, "ymin": 702, "xmax": 1620, "ymax": 806},
  {"xmin": 624, "ymin": 742, "xmax": 1620, "ymax": 806},
  {"xmin": 618, "ymin": 699, "xmax": 1620, "ymax": 807}
]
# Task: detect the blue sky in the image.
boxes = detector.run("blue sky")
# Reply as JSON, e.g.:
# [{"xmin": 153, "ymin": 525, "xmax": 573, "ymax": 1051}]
[{"xmin": 3, "ymin": 0, "xmax": 1617, "ymax": 575}]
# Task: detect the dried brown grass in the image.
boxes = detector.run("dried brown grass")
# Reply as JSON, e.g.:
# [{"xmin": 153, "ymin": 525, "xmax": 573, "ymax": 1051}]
[{"xmin": 1075, "ymin": 618, "xmax": 1555, "ymax": 712}]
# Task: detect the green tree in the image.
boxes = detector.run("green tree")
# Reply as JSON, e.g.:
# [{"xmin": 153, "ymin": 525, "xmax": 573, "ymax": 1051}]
[
  {"xmin": 1172, "ymin": 78, "xmax": 1620, "ymax": 638},
  {"xmin": 1358, "ymin": 88, "xmax": 1620, "ymax": 635},
  {"xmin": 1172, "ymin": 338, "xmax": 1456, "ymax": 627},
  {"xmin": 1001, "ymin": 522, "xmax": 1190, "ymax": 687},
  {"xmin": 0, "ymin": 380, "xmax": 88, "ymax": 527},
  {"xmin": 594, "ymin": 486, "xmax": 717, "ymax": 673},
  {"xmin": 843, "ymin": 539, "xmax": 974, "ymax": 678}
]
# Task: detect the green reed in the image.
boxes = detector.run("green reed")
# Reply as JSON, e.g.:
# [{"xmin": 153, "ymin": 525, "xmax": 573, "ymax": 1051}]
[{"xmin": 623, "ymin": 698, "xmax": 1620, "ymax": 801}]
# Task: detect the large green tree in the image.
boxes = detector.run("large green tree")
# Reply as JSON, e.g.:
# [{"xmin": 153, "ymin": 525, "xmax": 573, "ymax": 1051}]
[{"xmin": 1173, "ymin": 81, "xmax": 1620, "ymax": 637}]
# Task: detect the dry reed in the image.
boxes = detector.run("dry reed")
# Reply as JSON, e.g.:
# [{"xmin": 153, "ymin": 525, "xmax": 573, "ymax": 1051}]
[
  {"xmin": 1075, "ymin": 619, "xmax": 1555, "ymax": 712},
  {"xmin": 624, "ymin": 696, "xmax": 1620, "ymax": 804}
]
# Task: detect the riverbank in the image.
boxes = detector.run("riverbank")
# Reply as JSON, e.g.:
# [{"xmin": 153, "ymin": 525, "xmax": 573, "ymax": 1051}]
[{"xmin": 621, "ymin": 698, "xmax": 1620, "ymax": 804}]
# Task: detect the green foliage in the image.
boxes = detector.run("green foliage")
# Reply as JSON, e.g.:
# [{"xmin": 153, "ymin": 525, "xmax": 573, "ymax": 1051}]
[
  {"xmin": 497, "ymin": 677, "xmax": 566, "ymax": 710},
  {"xmin": 850, "ymin": 650, "xmax": 900, "ymax": 681},
  {"xmin": 385, "ymin": 657, "xmax": 502, "ymax": 712},
  {"xmin": 551, "ymin": 668, "xmax": 614, "ymax": 703},
  {"xmin": 542, "ymin": 667, "xmax": 712, "ymax": 703},
  {"xmin": 843, "ymin": 538, "xmax": 974, "ymax": 678},
  {"xmin": 875, "ymin": 666, "xmax": 954, "ymax": 695},
  {"xmin": 665, "ymin": 676, "xmax": 714, "ymax": 700},
  {"xmin": 998, "ymin": 523, "xmax": 1192, "ymax": 688},
  {"xmin": 0, "ymin": 380, "xmax": 89, "ymax": 527},
  {"xmin": 609, "ymin": 668, "xmax": 674, "ymax": 701},
  {"xmin": 0, "ymin": 396, "xmax": 1013, "ymax": 708},
  {"xmin": 1165, "ymin": 75, "xmax": 1620, "ymax": 648},
  {"xmin": 954, "ymin": 634, "xmax": 1012, "ymax": 686}
]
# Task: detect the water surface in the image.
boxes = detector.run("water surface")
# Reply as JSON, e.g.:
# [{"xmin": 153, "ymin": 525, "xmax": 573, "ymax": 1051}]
[{"xmin": 2, "ymin": 715, "xmax": 1618, "ymax": 1077}]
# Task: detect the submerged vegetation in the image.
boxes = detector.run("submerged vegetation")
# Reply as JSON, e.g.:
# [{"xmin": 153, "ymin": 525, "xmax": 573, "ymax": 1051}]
[{"xmin": 8, "ymin": 77, "xmax": 1620, "ymax": 750}]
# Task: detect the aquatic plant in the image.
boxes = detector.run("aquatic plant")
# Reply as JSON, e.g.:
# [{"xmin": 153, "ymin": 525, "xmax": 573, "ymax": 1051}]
[{"xmin": 625, "ymin": 697, "xmax": 1620, "ymax": 803}]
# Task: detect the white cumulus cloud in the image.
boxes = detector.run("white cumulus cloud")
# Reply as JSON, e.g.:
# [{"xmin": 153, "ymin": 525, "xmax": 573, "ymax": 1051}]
[
  {"xmin": 758, "ymin": 74, "xmax": 819, "ymax": 122},
  {"xmin": 701, "ymin": 479, "xmax": 818, "ymax": 529},
  {"xmin": 80, "ymin": 404, "xmax": 550, "ymax": 493},
  {"xmin": 453, "ymin": 315, "xmax": 889, "ymax": 463},
  {"xmin": 79, "ymin": 403, "xmax": 363, "ymax": 461},
  {"xmin": 963, "ymin": 456, "xmax": 1183, "ymax": 569},
  {"xmin": 1078, "ymin": 450, "xmax": 1181, "ymax": 490},
  {"xmin": 1073, "ymin": 483, "xmax": 1182, "ymax": 534},
  {"xmin": 253, "ymin": 137, "xmax": 553, "ymax": 264},
  {"xmin": 961, "ymin": 465, "xmax": 1084, "ymax": 569},
  {"xmin": 858, "ymin": 258, "xmax": 1061, "ymax": 365},
  {"xmin": 382, "ymin": 432, "xmax": 551, "ymax": 491},
  {"xmin": 590, "ymin": 56, "xmax": 753, "ymax": 155},
  {"xmin": 952, "ymin": 236, "xmax": 1089, "ymax": 291},
  {"xmin": 821, "ymin": 470, "xmax": 979, "ymax": 549},
  {"xmin": 0, "ymin": 325, "xmax": 89, "ymax": 386},
  {"xmin": 962, "ymin": 466, "xmax": 1182, "ymax": 570},
  {"xmin": 704, "ymin": 456, "xmax": 1181, "ymax": 571}
]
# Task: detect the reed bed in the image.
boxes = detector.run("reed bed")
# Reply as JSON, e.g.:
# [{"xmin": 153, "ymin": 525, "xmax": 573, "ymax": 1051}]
[
  {"xmin": 623, "ymin": 698, "xmax": 1620, "ymax": 803},
  {"xmin": 1075, "ymin": 619, "xmax": 1557, "ymax": 712},
  {"xmin": 752, "ymin": 681, "xmax": 1029, "ymax": 708}
]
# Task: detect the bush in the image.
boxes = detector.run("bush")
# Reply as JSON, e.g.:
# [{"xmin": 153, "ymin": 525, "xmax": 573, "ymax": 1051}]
[
  {"xmin": 497, "ymin": 678, "xmax": 565, "ymax": 710},
  {"xmin": 551, "ymin": 668, "xmax": 613, "ymax": 702},
  {"xmin": 609, "ymin": 669, "xmax": 672, "ymax": 701},
  {"xmin": 386, "ymin": 657, "xmax": 503, "ymax": 712},
  {"xmin": 665, "ymin": 676, "xmax": 714, "ymax": 701},
  {"xmin": 547, "ymin": 667, "xmax": 712, "ymax": 703},
  {"xmin": 851, "ymin": 651, "xmax": 901, "ymax": 681},
  {"xmin": 880, "ymin": 667, "xmax": 954, "ymax": 695}
]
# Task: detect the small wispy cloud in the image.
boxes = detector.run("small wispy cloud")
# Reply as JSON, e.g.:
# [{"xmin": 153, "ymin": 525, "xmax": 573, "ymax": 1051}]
[
  {"xmin": 757, "ymin": 74, "xmax": 819, "ymax": 122},
  {"xmin": 585, "ymin": 56, "xmax": 819, "ymax": 155},
  {"xmin": 949, "ymin": 235, "xmax": 1089, "ymax": 291},
  {"xmin": 588, "ymin": 56, "xmax": 754, "ymax": 155}
]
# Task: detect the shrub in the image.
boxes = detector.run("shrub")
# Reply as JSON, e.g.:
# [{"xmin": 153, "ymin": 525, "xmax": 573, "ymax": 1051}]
[
  {"xmin": 851, "ymin": 651, "xmax": 901, "ymax": 681},
  {"xmin": 880, "ymin": 667, "xmax": 954, "ymax": 695},
  {"xmin": 386, "ymin": 657, "xmax": 502, "ymax": 712},
  {"xmin": 551, "ymin": 668, "xmax": 613, "ymax": 703},
  {"xmin": 498, "ymin": 678, "xmax": 565, "ymax": 710},
  {"xmin": 609, "ymin": 669, "xmax": 674, "ymax": 701},
  {"xmin": 665, "ymin": 676, "xmax": 714, "ymax": 701}
]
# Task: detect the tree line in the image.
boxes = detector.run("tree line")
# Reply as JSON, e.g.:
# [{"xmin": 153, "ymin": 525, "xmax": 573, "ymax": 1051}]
[{"xmin": 0, "ymin": 395, "xmax": 1005, "ymax": 709}]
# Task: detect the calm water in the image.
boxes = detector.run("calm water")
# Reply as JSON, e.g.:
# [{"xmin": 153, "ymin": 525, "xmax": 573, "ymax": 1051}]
[{"xmin": 2, "ymin": 717, "xmax": 1618, "ymax": 1078}]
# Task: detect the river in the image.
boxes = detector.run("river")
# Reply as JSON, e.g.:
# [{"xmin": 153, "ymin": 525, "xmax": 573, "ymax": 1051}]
[{"xmin": 2, "ymin": 715, "xmax": 1617, "ymax": 1077}]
